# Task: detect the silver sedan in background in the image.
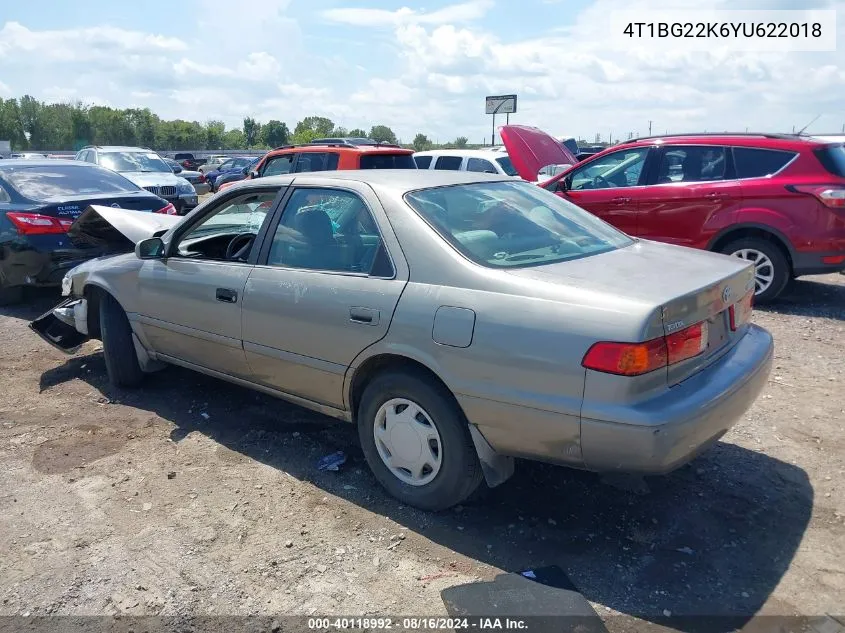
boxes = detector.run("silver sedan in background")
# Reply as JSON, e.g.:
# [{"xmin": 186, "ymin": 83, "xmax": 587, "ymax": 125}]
[{"xmin": 31, "ymin": 171, "xmax": 773, "ymax": 511}]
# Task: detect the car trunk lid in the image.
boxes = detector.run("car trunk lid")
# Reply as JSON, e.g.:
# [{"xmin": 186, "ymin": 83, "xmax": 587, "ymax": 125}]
[
  {"xmin": 36, "ymin": 191, "xmax": 167, "ymax": 221},
  {"xmin": 499, "ymin": 125, "xmax": 578, "ymax": 182},
  {"xmin": 504, "ymin": 239, "xmax": 756, "ymax": 385}
]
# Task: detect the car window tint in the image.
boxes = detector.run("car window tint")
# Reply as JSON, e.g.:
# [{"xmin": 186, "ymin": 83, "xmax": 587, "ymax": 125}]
[
  {"xmin": 176, "ymin": 191, "xmax": 277, "ymax": 260},
  {"xmin": 414, "ymin": 155, "xmax": 432, "ymax": 169},
  {"xmin": 266, "ymin": 188, "xmax": 387, "ymax": 275},
  {"xmin": 294, "ymin": 152, "xmax": 340, "ymax": 172},
  {"xmin": 359, "ymin": 154, "xmax": 416, "ymax": 169},
  {"xmin": 732, "ymin": 148, "xmax": 796, "ymax": 178},
  {"xmin": 1, "ymin": 164, "xmax": 139, "ymax": 201},
  {"xmin": 495, "ymin": 156, "xmax": 519, "ymax": 176},
  {"xmin": 568, "ymin": 148, "xmax": 649, "ymax": 190},
  {"xmin": 405, "ymin": 180, "xmax": 633, "ymax": 269},
  {"xmin": 656, "ymin": 146, "xmax": 727, "ymax": 183},
  {"xmin": 434, "ymin": 156, "xmax": 463, "ymax": 170},
  {"xmin": 814, "ymin": 144, "xmax": 845, "ymax": 177},
  {"xmin": 466, "ymin": 158, "xmax": 497, "ymax": 173},
  {"xmin": 262, "ymin": 155, "xmax": 295, "ymax": 176}
]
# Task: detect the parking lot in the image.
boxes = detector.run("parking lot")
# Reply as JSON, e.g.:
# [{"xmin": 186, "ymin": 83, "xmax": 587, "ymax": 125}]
[{"xmin": 0, "ymin": 272, "xmax": 842, "ymax": 628}]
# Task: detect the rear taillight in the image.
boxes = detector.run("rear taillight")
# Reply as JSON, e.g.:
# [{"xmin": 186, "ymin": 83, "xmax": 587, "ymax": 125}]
[
  {"xmin": 583, "ymin": 321, "xmax": 708, "ymax": 377},
  {"xmin": 822, "ymin": 255, "xmax": 845, "ymax": 265},
  {"xmin": 155, "ymin": 203, "xmax": 178, "ymax": 215},
  {"xmin": 6, "ymin": 212, "xmax": 70, "ymax": 235},
  {"xmin": 729, "ymin": 291, "xmax": 754, "ymax": 331},
  {"xmin": 788, "ymin": 184, "xmax": 845, "ymax": 209}
]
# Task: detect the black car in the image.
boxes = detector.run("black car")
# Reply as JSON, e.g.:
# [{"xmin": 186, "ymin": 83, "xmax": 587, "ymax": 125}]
[
  {"xmin": 213, "ymin": 156, "xmax": 263, "ymax": 191},
  {"xmin": 0, "ymin": 160, "xmax": 171, "ymax": 305}
]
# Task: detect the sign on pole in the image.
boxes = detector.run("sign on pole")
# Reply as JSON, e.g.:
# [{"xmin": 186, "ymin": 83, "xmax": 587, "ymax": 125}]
[{"xmin": 485, "ymin": 94, "xmax": 517, "ymax": 145}]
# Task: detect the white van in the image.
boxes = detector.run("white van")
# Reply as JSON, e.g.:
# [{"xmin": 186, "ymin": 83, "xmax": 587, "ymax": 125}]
[{"xmin": 412, "ymin": 148, "xmax": 520, "ymax": 178}]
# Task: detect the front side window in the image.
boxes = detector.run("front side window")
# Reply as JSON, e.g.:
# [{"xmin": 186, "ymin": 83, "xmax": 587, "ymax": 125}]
[
  {"xmin": 2, "ymin": 164, "xmax": 138, "ymax": 201},
  {"xmin": 98, "ymin": 151, "xmax": 171, "ymax": 173},
  {"xmin": 656, "ymin": 146, "xmax": 727, "ymax": 183},
  {"xmin": 175, "ymin": 191, "xmax": 277, "ymax": 261},
  {"xmin": 566, "ymin": 148, "xmax": 649, "ymax": 190},
  {"xmin": 266, "ymin": 188, "xmax": 387, "ymax": 274},
  {"xmin": 466, "ymin": 158, "xmax": 497, "ymax": 173},
  {"xmin": 404, "ymin": 180, "xmax": 633, "ymax": 269},
  {"xmin": 435, "ymin": 156, "xmax": 463, "ymax": 170},
  {"xmin": 262, "ymin": 154, "xmax": 295, "ymax": 177}
]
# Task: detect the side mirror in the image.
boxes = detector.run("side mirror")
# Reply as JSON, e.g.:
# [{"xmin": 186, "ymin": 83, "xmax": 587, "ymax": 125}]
[
  {"xmin": 136, "ymin": 237, "xmax": 165, "ymax": 260},
  {"xmin": 249, "ymin": 170, "xmax": 260, "ymax": 179}
]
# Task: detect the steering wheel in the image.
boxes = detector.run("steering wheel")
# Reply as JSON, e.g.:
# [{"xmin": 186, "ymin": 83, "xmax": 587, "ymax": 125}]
[
  {"xmin": 592, "ymin": 174, "xmax": 611, "ymax": 189},
  {"xmin": 225, "ymin": 232, "xmax": 256, "ymax": 261}
]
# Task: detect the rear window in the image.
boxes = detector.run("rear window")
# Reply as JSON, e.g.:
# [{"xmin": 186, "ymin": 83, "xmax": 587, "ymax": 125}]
[
  {"xmin": 359, "ymin": 153, "xmax": 416, "ymax": 169},
  {"xmin": 404, "ymin": 180, "xmax": 633, "ymax": 269},
  {"xmin": 1, "ymin": 164, "xmax": 139, "ymax": 202},
  {"xmin": 434, "ymin": 156, "xmax": 462, "ymax": 170},
  {"xmin": 813, "ymin": 145, "xmax": 845, "ymax": 177},
  {"xmin": 733, "ymin": 147, "xmax": 796, "ymax": 178},
  {"xmin": 414, "ymin": 155, "xmax": 433, "ymax": 169}
]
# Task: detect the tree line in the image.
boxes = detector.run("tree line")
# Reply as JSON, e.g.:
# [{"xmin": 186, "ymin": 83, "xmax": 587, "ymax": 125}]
[{"xmin": 0, "ymin": 95, "xmax": 475, "ymax": 152}]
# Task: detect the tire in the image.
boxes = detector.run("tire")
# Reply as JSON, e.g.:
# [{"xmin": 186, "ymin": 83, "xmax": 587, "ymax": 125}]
[
  {"xmin": 719, "ymin": 237, "xmax": 790, "ymax": 304},
  {"xmin": 0, "ymin": 285, "xmax": 23, "ymax": 307},
  {"xmin": 100, "ymin": 294, "xmax": 144, "ymax": 388},
  {"xmin": 357, "ymin": 370, "xmax": 483, "ymax": 511}
]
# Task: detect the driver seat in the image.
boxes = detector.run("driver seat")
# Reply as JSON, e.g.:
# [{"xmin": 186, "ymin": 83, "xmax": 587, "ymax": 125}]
[{"xmin": 289, "ymin": 207, "xmax": 344, "ymax": 270}]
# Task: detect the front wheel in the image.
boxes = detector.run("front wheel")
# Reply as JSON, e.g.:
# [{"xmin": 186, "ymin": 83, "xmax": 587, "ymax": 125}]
[
  {"xmin": 720, "ymin": 237, "xmax": 790, "ymax": 303},
  {"xmin": 100, "ymin": 294, "xmax": 144, "ymax": 388},
  {"xmin": 357, "ymin": 371, "xmax": 482, "ymax": 511}
]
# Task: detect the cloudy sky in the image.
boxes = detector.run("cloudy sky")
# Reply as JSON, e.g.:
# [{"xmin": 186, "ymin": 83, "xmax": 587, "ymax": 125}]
[{"xmin": 0, "ymin": 0, "xmax": 841, "ymax": 143}]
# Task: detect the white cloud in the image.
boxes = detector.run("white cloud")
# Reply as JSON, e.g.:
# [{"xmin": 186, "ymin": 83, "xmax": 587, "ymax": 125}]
[{"xmin": 321, "ymin": 0, "xmax": 493, "ymax": 27}]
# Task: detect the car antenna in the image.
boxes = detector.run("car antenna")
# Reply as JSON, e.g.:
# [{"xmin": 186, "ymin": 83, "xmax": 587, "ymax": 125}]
[{"xmin": 796, "ymin": 114, "xmax": 821, "ymax": 136}]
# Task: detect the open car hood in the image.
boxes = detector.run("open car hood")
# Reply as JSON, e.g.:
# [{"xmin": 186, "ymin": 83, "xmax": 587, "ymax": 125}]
[
  {"xmin": 499, "ymin": 125, "xmax": 578, "ymax": 182},
  {"xmin": 67, "ymin": 205, "xmax": 182, "ymax": 252}
]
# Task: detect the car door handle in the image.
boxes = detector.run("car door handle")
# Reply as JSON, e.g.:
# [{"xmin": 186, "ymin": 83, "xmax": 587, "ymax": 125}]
[
  {"xmin": 216, "ymin": 288, "xmax": 238, "ymax": 303},
  {"xmin": 350, "ymin": 307, "xmax": 379, "ymax": 325},
  {"xmin": 611, "ymin": 197, "xmax": 632, "ymax": 204},
  {"xmin": 705, "ymin": 192, "xmax": 727, "ymax": 198}
]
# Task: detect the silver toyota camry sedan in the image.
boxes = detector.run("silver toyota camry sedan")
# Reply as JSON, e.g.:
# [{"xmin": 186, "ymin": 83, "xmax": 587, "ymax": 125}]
[{"xmin": 31, "ymin": 170, "xmax": 773, "ymax": 510}]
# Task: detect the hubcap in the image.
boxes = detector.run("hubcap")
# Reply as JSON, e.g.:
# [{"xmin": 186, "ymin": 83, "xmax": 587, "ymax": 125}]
[
  {"xmin": 373, "ymin": 398, "xmax": 443, "ymax": 486},
  {"xmin": 731, "ymin": 248, "xmax": 775, "ymax": 295}
]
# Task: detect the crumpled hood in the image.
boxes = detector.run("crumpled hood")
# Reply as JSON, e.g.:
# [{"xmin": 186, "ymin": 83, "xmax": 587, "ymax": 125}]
[
  {"xmin": 119, "ymin": 171, "xmax": 189, "ymax": 189},
  {"xmin": 67, "ymin": 205, "xmax": 182, "ymax": 251}
]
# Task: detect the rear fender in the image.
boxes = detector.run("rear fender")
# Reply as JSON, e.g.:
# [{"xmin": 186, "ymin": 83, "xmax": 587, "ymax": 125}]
[{"xmin": 707, "ymin": 219, "xmax": 797, "ymax": 260}]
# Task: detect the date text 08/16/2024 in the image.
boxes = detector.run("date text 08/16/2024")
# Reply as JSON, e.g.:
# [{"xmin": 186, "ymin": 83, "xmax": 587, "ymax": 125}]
[{"xmin": 307, "ymin": 617, "xmax": 529, "ymax": 630}]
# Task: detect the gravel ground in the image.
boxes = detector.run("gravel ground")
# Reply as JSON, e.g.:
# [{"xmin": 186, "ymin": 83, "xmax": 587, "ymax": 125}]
[{"xmin": 0, "ymin": 273, "xmax": 842, "ymax": 632}]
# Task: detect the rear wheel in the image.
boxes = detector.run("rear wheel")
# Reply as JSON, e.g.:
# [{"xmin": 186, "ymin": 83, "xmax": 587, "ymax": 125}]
[
  {"xmin": 100, "ymin": 294, "xmax": 144, "ymax": 388},
  {"xmin": 720, "ymin": 237, "xmax": 789, "ymax": 303},
  {"xmin": 357, "ymin": 370, "xmax": 482, "ymax": 511},
  {"xmin": 0, "ymin": 285, "xmax": 23, "ymax": 307}
]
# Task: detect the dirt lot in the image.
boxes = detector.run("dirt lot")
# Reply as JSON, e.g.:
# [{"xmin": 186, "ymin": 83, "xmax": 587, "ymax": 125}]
[{"xmin": 0, "ymin": 274, "xmax": 843, "ymax": 631}]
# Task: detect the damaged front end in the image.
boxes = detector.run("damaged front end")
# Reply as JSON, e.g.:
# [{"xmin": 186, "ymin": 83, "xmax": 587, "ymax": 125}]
[{"xmin": 29, "ymin": 297, "xmax": 90, "ymax": 354}]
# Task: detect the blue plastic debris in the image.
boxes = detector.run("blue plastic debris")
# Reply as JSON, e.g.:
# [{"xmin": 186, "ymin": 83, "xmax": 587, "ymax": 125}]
[{"xmin": 316, "ymin": 450, "xmax": 347, "ymax": 471}]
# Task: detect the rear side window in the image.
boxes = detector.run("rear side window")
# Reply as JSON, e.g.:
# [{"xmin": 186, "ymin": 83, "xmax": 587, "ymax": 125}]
[
  {"xmin": 359, "ymin": 153, "xmax": 416, "ymax": 169},
  {"xmin": 434, "ymin": 156, "xmax": 462, "ymax": 170},
  {"xmin": 1, "ymin": 164, "xmax": 139, "ymax": 202},
  {"xmin": 466, "ymin": 158, "xmax": 497, "ymax": 173},
  {"xmin": 813, "ymin": 145, "xmax": 845, "ymax": 177},
  {"xmin": 414, "ymin": 156, "xmax": 432, "ymax": 169},
  {"xmin": 295, "ymin": 152, "xmax": 340, "ymax": 172},
  {"xmin": 733, "ymin": 148, "xmax": 796, "ymax": 178}
]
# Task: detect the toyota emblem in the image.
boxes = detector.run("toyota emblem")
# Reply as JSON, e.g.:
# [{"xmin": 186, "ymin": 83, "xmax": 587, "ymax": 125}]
[
  {"xmin": 110, "ymin": 202, "xmax": 121, "ymax": 208},
  {"xmin": 722, "ymin": 286, "xmax": 732, "ymax": 303}
]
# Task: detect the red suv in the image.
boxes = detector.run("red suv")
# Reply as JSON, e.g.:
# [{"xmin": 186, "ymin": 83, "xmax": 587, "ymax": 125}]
[{"xmin": 500, "ymin": 127, "xmax": 845, "ymax": 302}]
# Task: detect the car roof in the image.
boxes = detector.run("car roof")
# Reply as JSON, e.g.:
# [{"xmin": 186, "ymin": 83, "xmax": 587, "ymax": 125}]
[
  {"xmin": 93, "ymin": 146, "xmax": 158, "ymax": 153},
  {"xmin": 264, "ymin": 143, "xmax": 413, "ymax": 157},
  {"xmin": 414, "ymin": 149, "xmax": 508, "ymax": 158},
  {"xmin": 0, "ymin": 158, "xmax": 98, "ymax": 168},
  {"xmin": 617, "ymin": 133, "xmax": 833, "ymax": 150}
]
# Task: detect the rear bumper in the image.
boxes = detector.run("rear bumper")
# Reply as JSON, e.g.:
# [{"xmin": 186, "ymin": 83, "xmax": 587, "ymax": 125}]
[
  {"xmin": 0, "ymin": 239, "xmax": 99, "ymax": 289},
  {"xmin": 792, "ymin": 250, "xmax": 845, "ymax": 276},
  {"xmin": 580, "ymin": 324, "xmax": 774, "ymax": 474}
]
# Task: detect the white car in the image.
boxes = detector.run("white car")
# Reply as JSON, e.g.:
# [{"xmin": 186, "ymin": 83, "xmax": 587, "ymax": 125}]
[{"xmin": 413, "ymin": 148, "xmax": 520, "ymax": 178}]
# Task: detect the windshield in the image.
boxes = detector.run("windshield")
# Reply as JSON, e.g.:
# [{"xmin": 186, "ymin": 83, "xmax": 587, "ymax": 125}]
[
  {"xmin": 404, "ymin": 180, "xmax": 633, "ymax": 269},
  {"xmin": 495, "ymin": 156, "xmax": 519, "ymax": 177},
  {"xmin": 99, "ymin": 151, "xmax": 171, "ymax": 173},
  {"xmin": 359, "ymin": 154, "xmax": 416, "ymax": 169},
  {"xmin": 1, "ymin": 164, "xmax": 139, "ymax": 202}
]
